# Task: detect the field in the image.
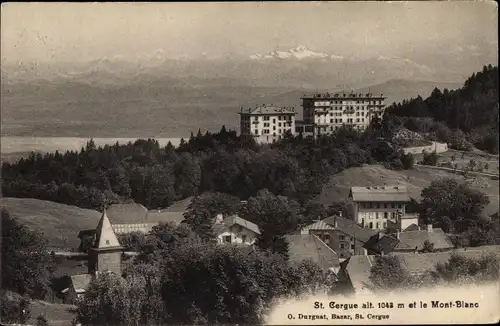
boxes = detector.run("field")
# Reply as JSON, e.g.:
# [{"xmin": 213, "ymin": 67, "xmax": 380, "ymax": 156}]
[
  {"xmin": 1, "ymin": 197, "xmax": 102, "ymax": 250},
  {"xmin": 318, "ymin": 164, "xmax": 499, "ymax": 216},
  {"xmin": 413, "ymin": 150, "xmax": 500, "ymax": 173}
]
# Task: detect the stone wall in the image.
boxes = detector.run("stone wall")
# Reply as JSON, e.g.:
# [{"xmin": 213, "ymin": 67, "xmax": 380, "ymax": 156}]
[{"xmin": 402, "ymin": 141, "xmax": 448, "ymax": 155}]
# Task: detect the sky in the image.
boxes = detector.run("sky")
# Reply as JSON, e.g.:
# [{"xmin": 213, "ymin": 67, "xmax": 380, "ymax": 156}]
[{"xmin": 1, "ymin": 1, "xmax": 498, "ymax": 64}]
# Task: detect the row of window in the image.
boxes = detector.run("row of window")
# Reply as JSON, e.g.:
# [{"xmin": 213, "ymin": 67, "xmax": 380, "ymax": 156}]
[
  {"xmin": 314, "ymin": 100, "xmax": 384, "ymax": 105},
  {"xmin": 260, "ymin": 115, "xmax": 293, "ymax": 121},
  {"xmin": 362, "ymin": 220, "xmax": 387, "ymax": 229},
  {"xmin": 361, "ymin": 203, "xmax": 404, "ymax": 209}
]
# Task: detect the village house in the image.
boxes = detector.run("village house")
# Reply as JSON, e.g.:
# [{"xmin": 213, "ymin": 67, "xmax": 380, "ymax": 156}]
[
  {"xmin": 285, "ymin": 233, "xmax": 341, "ymax": 280},
  {"xmin": 300, "ymin": 214, "xmax": 378, "ymax": 260},
  {"xmin": 349, "ymin": 185, "xmax": 411, "ymax": 230},
  {"xmin": 338, "ymin": 245, "xmax": 500, "ymax": 295},
  {"xmin": 386, "ymin": 213, "xmax": 420, "ymax": 233},
  {"xmin": 363, "ymin": 224, "xmax": 454, "ymax": 255},
  {"xmin": 213, "ymin": 214, "xmax": 261, "ymax": 245},
  {"xmin": 77, "ymin": 201, "xmax": 189, "ymax": 252},
  {"xmin": 62, "ymin": 209, "xmax": 124, "ymax": 304}
]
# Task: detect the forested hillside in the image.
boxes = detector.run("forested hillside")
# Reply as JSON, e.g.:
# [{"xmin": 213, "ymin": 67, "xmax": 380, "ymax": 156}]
[
  {"xmin": 1, "ymin": 126, "xmax": 411, "ymax": 211},
  {"xmin": 385, "ymin": 65, "xmax": 498, "ymax": 153}
]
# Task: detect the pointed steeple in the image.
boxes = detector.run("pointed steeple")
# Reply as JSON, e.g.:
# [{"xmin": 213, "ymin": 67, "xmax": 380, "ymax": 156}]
[{"xmin": 93, "ymin": 208, "xmax": 121, "ymax": 249}]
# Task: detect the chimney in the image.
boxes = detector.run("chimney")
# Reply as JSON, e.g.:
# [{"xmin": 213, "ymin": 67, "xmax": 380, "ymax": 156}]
[
  {"xmin": 396, "ymin": 231, "xmax": 400, "ymax": 240},
  {"xmin": 427, "ymin": 224, "xmax": 433, "ymax": 233},
  {"xmin": 378, "ymin": 232, "xmax": 384, "ymax": 240},
  {"xmin": 334, "ymin": 216, "xmax": 338, "ymax": 229},
  {"xmin": 338, "ymin": 211, "xmax": 342, "ymax": 218},
  {"xmin": 414, "ymin": 246, "xmax": 418, "ymax": 253},
  {"xmin": 380, "ymin": 249, "xmax": 385, "ymax": 256}
]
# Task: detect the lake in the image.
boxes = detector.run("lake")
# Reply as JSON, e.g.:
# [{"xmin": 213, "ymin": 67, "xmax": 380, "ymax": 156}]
[{"xmin": 1, "ymin": 136, "xmax": 184, "ymax": 155}]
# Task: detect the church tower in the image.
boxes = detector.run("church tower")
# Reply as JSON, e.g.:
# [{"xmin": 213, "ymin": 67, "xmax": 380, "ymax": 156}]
[{"xmin": 88, "ymin": 209, "xmax": 124, "ymax": 277}]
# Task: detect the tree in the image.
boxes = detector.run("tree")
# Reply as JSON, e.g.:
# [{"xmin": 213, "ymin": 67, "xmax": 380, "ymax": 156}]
[
  {"xmin": 422, "ymin": 151, "xmax": 439, "ymax": 166},
  {"xmin": 157, "ymin": 240, "xmax": 332, "ymax": 325},
  {"xmin": 401, "ymin": 153, "xmax": 415, "ymax": 170},
  {"xmin": 75, "ymin": 272, "xmax": 150, "ymax": 326},
  {"xmin": 369, "ymin": 255, "xmax": 413, "ymax": 292},
  {"xmin": 0, "ymin": 291, "xmax": 31, "ymax": 325},
  {"xmin": 418, "ymin": 178, "xmax": 490, "ymax": 227},
  {"xmin": 420, "ymin": 240, "xmax": 435, "ymax": 253},
  {"xmin": 240, "ymin": 189, "xmax": 301, "ymax": 257},
  {"xmin": 183, "ymin": 192, "xmax": 241, "ymax": 241},
  {"xmin": 36, "ymin": 314, "xmax": 49, "ymax": 326},
  {"xmin": 1, "ymin": 208, "xmax": 55, "ymax": 300},
  {"xmin": 433, "ymin": 253, "xmax": 500, "ymax": 285},
  {"xmin": 327, "ymin": 200, "xmax": 356, "ymax": 221}
]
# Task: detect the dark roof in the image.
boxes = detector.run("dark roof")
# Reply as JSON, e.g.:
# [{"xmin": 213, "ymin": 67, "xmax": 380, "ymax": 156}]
[
  {"xmin": 364, "ymin": 228, "xmax": 454, "ymax": 254},
  {"xmin": 239, "ymin": 106, "xmax": 297, "ymax": 116},
  {"xmin": 145, "ymin": 210, "xmax": 185, "ymax": 225},
  {"xmin": 106, "ymin": 203, "xmax": 148, "ymax": 224},
  {"xmin": 78, "ymin": 229, "xmax": 96, "ymax": 238},
  {"xmin": 403, "ymin": 223, "xmax": 420, "ymax": 232},
  {"xmin": 164, "ymin": 197, "xmax": 193, "ymax": 213},
  {"xmin": 323, "ymin": 215, "xmax": 357, "ymax": 228},
  {"xmin": 285, "ymin": 234, "xmax": 340, "ymax": 271},
  {"xmin": 336, "ymin": 223, "xmax": 378, "ymax": 243},
  {"xmin": 364, "ymin": 234, "xmax": 401, "ymax": 254},
  {"xmin": 213, "ymin": 215, "xmax": 261, "ymax": 235},
  {"xmin": 392, "ymin": 228, "xmax": 454, "ymax": 251},
  {"xmin": 349, "ymin": 186, "xmax": 410, "ymax": 202}
]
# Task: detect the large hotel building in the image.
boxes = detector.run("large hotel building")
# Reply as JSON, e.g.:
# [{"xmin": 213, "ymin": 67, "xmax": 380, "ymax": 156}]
[
  {"xmin": 238, "ymin": 106, "xmax": 297, "ymax": 144},
  {"xmin": 297, "ymin": 92, "xmax": 386, "ymax": 136},
  {"xmin": 238, "ymin": 93, "xmax": 386, "ymax": 143}
]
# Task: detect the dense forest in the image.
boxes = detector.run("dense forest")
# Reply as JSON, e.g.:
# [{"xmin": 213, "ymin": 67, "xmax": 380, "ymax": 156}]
[
  {"xmin": 1, "ymin": 124, "xmax": 411, "ymax": 211},
  {"xmin": 384, "ymin": 65, "xmax": 499, "ymax": 153}
]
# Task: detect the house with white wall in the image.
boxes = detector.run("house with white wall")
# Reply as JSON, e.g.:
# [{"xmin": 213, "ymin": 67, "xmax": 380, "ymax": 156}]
[{"xmin": 213, "ymin": 214, "xmax": 261, "ymax": 245}]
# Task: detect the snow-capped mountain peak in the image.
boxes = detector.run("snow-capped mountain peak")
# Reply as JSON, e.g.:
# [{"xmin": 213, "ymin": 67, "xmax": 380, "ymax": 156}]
[{"xmin": 250, "ymin": 46, "xmax": 344, "ymax": 61}]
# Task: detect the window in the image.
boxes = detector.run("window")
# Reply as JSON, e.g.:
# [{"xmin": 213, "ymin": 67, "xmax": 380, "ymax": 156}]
[
  {"xmin": 273, "ymin": 119, "xmax": 276, "ymax": 123},
  {"xmin": 351, "ymin": 244, "xmax": 355, "ymax": 250},
  {"xmin": 384, "ymin": 212, "xmax": 388, "ymax": 219},
  {"xmin": 241, "ymin": 235, "xmax": 247, "ymax": 243},
  {"xmin": 223, "ymin": 235, "xmax": 232, "ymax": 243},
  {"xmin": 376, "ymin": 212, "xmax": 379, "ymax": 219},
  {"xmin": 384, "ymin": 203, "xmax": 388, "ymax": 208},
  {"xmin": 339, "ymin": 235, "xmax": 345, "ymax": 240},
  {"xmin": 254, "ymin": 129, "xmax": 258, "ymax": 135},
  {"xmin": 340, "ymin": 243, "xmax": 345, "ymax": 249},
  {"xmin": 376, "ymin": 222, "xmax": 379, "ymax": 229},
  {"xmin": 106, "ymin": 240, "xmax": 110, "ymax": 245},
  {"xmin": 391, "ymin": 203, "xmax": 395, "ymax": 208},
  {"xmin": 369, "ymin": 222, "xmax": 373, "ymax": 229},
  {"xmin": 376, "ymin": 203, "xmax": 380, "ymax": 208}
]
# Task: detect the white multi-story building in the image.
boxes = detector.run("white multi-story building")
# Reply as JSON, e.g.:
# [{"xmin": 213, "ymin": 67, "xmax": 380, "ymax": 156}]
[
  {"xmin": 296, "ymin": 92, "xmax": 386, "ymax": 136},
  {"xmin": 349, "ymin": 185, "xmax": 411, "ymax": 230},
  {"xmin": 238, "ymin": 105, "xmax": 297, "ymax": 144}
]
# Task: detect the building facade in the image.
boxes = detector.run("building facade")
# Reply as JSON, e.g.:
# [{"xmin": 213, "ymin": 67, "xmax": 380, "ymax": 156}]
[
  {"xmin": 298, "ymin": 92, "xmax": 386, "ymax": 136},
  {"xmin": 213, "ymin": 214, "xmax": 261, "ymax": 245},
  {"xmin": 299, "ymin": 216, "xmax": 377, "ymax": 260},
  {"xmin": 349, "ymin": 185, "xmax": 411, "ymax": 230},
  {"xmin": 238, "ymin": 105, "xmax": 297, "ymax": 144}
]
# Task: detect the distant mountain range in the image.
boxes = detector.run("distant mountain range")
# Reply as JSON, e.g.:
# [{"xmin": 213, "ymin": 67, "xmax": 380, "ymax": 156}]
[
  {"xmin": 249, "ymin": 45, "xmax": 345, "ymax": 61},
  {"xmin": 1, "ymin": 45, "xmax": 493, "ymax": 137}
]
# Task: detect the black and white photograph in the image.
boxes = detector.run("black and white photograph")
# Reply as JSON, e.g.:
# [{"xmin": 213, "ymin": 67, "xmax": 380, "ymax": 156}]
[{"xmin": 1, "ymin": 2, "xmax": 499, "ymax": 325}]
